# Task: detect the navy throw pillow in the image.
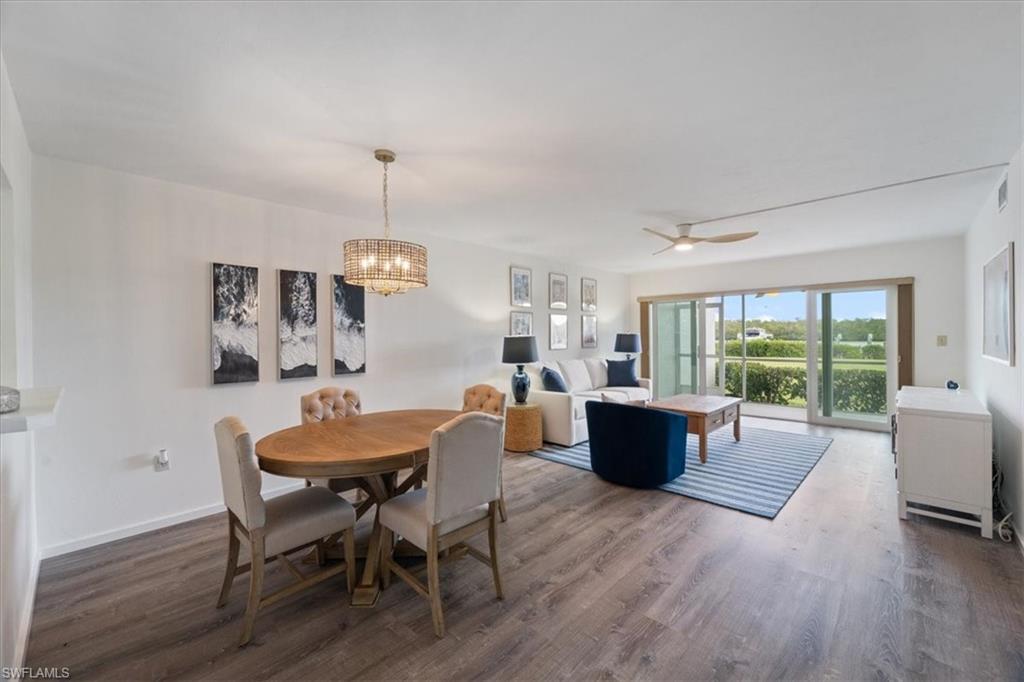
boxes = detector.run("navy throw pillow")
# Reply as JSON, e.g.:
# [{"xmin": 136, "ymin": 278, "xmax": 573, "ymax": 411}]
[
  {"xmin": 606, "ymin": 358, "xmax": 639, "ymax": 387},
  {"xmin": 541, "ymin": 367, "xmax": 568, "ymax": 392}
]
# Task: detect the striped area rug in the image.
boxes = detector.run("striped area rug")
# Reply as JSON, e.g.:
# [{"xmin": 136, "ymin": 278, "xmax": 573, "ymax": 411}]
[{"xmin": 530, "ymin": 426, "xmax": 833, "ymax": 519}]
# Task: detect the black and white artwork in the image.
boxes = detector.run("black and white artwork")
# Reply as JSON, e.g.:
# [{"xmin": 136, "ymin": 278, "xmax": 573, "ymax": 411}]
[
  {"xmin": 212, "ymin": 262, "xmax": 259, "ymax": 384},
  {"xmin": 581, "ymin": 277, "xmax": 598, "ymax": 312},
  {"xmin": 511, "ymin": 266, "xmax": 532, "ymax": 307},
  {"xmin": 333, "ymin": 275, "xmax": 366, "ymax": 375},
  {"xmin": 278, "ymin": 270, "xmax": 317, "ymax": 379},
  {"xmin": 582, "ymin": 314, "xmax": 598, "ymax": 348},
  {"xmin": 983, "ymin": 242, "xmax": 1015, "ymax": 365},
  {"xmin": 510, "ymin": 311, "xmax": 533, "ymax": 336},
  {"xmin": 549, "ymin": 272, "xmax": 568, "ymax": 309},
  {"xmin": 550, "ymin": 313, "xmax": 568, "ymax": 350}
]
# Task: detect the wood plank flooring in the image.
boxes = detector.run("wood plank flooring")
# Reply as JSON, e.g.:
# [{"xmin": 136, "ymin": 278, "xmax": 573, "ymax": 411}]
[{"xmin": 24, "ymin": 418, "xmax": 1024, "ymax": 680}]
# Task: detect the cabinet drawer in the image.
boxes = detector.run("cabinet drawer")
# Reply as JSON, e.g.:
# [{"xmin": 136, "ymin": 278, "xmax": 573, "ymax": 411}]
[{"xmin": 724, "ymin": 407, "xmax": 738, "ymax": 423}]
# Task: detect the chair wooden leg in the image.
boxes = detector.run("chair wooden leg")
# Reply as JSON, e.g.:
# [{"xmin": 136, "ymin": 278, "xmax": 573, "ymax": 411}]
[
  {"xmin": 343, "ymin": 527, "xmax": 357, "ymax": 595},
  {"xmin": 487, "ymin": 501, "xmax": 504, "ymax": 600},
  {"xmin": 239, "ymin": 531, "xmax": 265, "ymax": 647},
  {"xmin": 380, "ymin": 528, "xmax": 393, "ymax": 590},
  {"xmin": 498, "ymin": 488, "xmax": 508, "ymax": 523},
  {"xmin": 315, "ymin": 539, "xmax": 327, "ymax": 566},
  {"xmin": 426, "ymin": 526, "xmax": 445, "ymax": 638},
  {"xmin": 217, "ymin": 514, "xmax": 240, "ymax": 608}
]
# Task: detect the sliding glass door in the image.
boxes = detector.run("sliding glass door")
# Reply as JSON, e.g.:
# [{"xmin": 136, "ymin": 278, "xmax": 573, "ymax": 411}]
[
  {"xmin": 653, "ymin": 300, "xmax": 699, "ymax": 399},
  {"xmin": 808, "ymin": 287, "xmax": 896, "ymax": 429}
]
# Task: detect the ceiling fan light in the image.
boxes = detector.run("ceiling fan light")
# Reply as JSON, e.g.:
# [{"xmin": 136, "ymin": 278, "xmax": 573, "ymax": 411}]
[{"xmin": 673, "ymin": 243, "xmax": 694, "ymax": 252}]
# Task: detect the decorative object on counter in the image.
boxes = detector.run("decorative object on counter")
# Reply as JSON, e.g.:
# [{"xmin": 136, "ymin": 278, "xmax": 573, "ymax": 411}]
[
  {"xmin": 212, "ymin": 262, "xmax": 259, "ymax": 384},
  {"xmin": 581, "ymin": 277, "xmax": 597, "ymax": 312},
  {"xmin": 548, "ymin": 272, "xmax": 568, "ymax": 309},
  {"xmin": 946, "ymin": 379, "xmax": 960, "ymax": 390},
  {"xmin": 333, "ymin": 275, "xmax": 366, "ymax": 375},
  {"xmin": 510, "ymin": 266, "xmax": 532, "ymax": 307},
  {"xmin": 614, "ymin": 332, "xmax": 642, "ymax": 360},
  {"xmin": 343, "ymin": 149, "xmax": 428, "ymax": 296},
  {"xmin": 278, "ymin": 269, "xmax": 318, "ymax": 379},
  {"xmin": 502, "ymin": 335, "xmax": 539, "ymax": 404},
  {"xmin": 509, "ymin": 310, "xmax": 533, "ymax": 336},
  {"xmin": 982, "ymin": 241, "xmax": 1014, "ymax": 365},
  {"xmin": 549, "ymin": 313, "xmax": 568, "ymax": 350},
  {"xmin": 0, "ymin": 386, "xmax": 20, "ymax": 414},
  {"xmin": 581, "ymin": 314, "xmax": 598, "ymax": 348}
]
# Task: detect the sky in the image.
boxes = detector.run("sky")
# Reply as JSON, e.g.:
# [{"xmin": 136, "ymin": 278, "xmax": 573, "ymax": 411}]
[{"xmin": 722, "ymin": 290, "xmax": 886, "ymax": 322}]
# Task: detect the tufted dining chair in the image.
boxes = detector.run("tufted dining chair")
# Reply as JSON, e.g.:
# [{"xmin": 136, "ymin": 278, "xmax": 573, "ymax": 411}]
[
  {"xmin": 301, "ymin": 387, "xmax": 362, "ymax": 495},
  {"xmin": 378, "ymin": 411, "xmax": 506, "ymax": 637},
  {"xmin": 461, "ymin": 384, "xmax": 509, "ymax": 521},
  {"xmin": 213, "ymin": 416, "xmax": 356, "ymax": 646}
]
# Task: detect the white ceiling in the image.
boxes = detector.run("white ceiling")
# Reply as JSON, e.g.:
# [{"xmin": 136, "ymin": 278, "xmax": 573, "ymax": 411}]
[{"xmin": 1, "ymin": 1, "xmax": 1020, "ymax": 273}]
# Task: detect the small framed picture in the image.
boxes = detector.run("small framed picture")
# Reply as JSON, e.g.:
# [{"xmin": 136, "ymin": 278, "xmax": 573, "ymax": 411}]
[
  {"xmin": 549, "ymin": 313, "xmax": 568, "ymax": 350},
  {"xmin": 549, "ymin": 272, "xmax": 568, "ymax": 309},
  {"xmin": 581, "ymin": 314, "xmax": 598, "ymax": 348},
  {"xmin": 983, "ymin": 242, "xmax": 1014, "ymax": 365},
  {"xmin": 581, "ymin": 277, "xmax": 597, "ymax": 312},
  {"xmin": 510, "ymin": 266, "xmax": 532, "ymax": 307},
  {"xmin": 510, "ymin": 311, "xmax": 533, "ymax": 336}
]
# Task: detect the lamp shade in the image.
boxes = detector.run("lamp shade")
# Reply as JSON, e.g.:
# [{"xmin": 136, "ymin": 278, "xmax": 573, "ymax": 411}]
[
  {"xmin": 502, "ymin": 336, "xmax": 539, "ymax": 364},
  {"xmin": 614, "ymin": 333, "xmax": 642, "ymax": 354}
]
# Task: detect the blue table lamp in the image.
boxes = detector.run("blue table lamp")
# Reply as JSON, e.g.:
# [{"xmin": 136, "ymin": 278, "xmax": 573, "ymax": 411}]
[
  {"xmin": 502, "ymin": 335, "xmax": 539, "ymax": 404},
  {"xmin": 614, "ymin": 333, "xmax": 642, "ymax": 360}
]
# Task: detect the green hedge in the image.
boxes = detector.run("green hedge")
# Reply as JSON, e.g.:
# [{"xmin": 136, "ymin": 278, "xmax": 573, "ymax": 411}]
[
  {"xmin": 724, "ymin": 338, "xmax": 885, "ymax": 360},
  {"xmin": 723, "ymin": 362, "xmax": 886, "ymax": 414}
]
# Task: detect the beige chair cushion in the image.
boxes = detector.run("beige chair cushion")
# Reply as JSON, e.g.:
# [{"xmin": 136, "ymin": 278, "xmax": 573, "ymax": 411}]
[
  {"xmin": 301, "ymin": 387, "xmax": 361, "ymax": 424},
  {"xmin": 558, "ymin": 359, "xmax": 593, "ymax": 392},
  {"xmin": 380, "ymin": 488, "xmax": 487, "ymax": 551},
  {"xmin": 584, "ymin": 358, "xmax": 608, "ymax": 389},
  {"xmin": 462, "ymin": 384, "xmax": 507, "ymax": 417},
  {"xmin": 263, "ymin": 486, "xmax": 356, "ymax": 557},
  {"xmin": 214, "ymin": 417, "xmax": 266, "ymax": 530}
]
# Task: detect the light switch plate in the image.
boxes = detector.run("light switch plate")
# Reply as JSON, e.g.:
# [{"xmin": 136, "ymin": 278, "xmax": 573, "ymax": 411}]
[{"xmin": 936, "ymin": 335, "xmax": 948, "ymax": 347}]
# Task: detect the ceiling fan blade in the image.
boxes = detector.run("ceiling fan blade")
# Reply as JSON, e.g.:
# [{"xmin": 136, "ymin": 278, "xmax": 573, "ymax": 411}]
[
  {"xmin": 642, "ymin": 227, "xmax": 680, "ymax": 243},
  {"xmin": 652, "ymin": 244, "xmax": 676, "ymax": 256},
  {"xmin": 700, "ymin": 231, "xmax": 759, "ymax": 243}
]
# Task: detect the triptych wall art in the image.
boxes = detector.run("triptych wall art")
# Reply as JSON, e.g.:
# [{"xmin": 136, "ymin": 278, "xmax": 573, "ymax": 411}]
[
  {"xmin": 210, "ymin": 263, "xmax": 366, "ymax": 385},
  {"xmin": 507, "ymin": 265, "xmax": 597, "ymax": 350}
]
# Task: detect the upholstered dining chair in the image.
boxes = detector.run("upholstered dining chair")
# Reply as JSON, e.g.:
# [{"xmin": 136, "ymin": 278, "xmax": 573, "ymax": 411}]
[
  {"xmin": 461, "ymin": 384, "xmax": 509, "ymax": 521},
  {"xmin": 213, "ymin": 416, "xmax": 357, "ymax": 646},
  {"xmin": 378, "ymin": 411, "xmax": 506, "ymax": 638},
  {"xmin": 301, "ymin": 387, "xmax": 362, "ymax": 495}
]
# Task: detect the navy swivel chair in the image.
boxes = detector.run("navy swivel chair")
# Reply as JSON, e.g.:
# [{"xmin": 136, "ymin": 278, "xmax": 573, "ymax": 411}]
[{"xmin": 585, "ymin": 400, "xmax": 688, "ymax": 487}]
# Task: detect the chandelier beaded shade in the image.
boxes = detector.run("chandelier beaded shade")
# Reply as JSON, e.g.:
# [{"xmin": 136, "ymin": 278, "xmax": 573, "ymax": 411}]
[{"xmin": 343, "ymin": 149, "xmax": 428, "ymax": 296}]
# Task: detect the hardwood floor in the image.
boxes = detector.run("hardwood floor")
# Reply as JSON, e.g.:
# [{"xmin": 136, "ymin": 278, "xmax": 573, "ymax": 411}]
[{"xmin": 25, "ymin": 418, "xmax": 1024, "ymax": 680}]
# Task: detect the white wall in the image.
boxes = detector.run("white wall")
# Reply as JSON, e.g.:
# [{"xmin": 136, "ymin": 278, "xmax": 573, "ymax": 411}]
[
  {"xmin": 964, "ymin": 144, "xmax": 1023, "ymax": 542},
  {"xmin": 30, "ymin": 155, "xmax": 630, "ymax": 556},
  {"xmin": 0, "ymin": 53, "xmax": 38, "ymax": 670},
  {"xmin": 629, "ymin": 237, "xmax": 966, "ymax": 388}
]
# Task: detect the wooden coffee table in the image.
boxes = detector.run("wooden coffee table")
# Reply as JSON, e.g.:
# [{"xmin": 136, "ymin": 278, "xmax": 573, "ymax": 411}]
[{"xmin": 647, "ymin": 394, "xmax": 741, "ymax": 464}]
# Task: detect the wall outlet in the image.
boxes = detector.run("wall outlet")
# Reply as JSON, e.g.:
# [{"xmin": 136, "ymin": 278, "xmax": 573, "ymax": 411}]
[
  {"xmin": 154, "ymin": 448, "xmax": 170, "ymax": 472},
  {"xmin": 936, "ymin": 335, "xmax": 948, "ymax": 347}
]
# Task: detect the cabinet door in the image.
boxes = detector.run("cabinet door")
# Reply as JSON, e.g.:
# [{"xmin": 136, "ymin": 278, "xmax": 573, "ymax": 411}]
[{"xmin": 898, "ymin": 414, "xmax": 988, "ymax": 506}]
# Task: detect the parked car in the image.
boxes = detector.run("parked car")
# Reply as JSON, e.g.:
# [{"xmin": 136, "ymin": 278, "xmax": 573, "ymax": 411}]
[{"xmin": 738, "ymin": 327, "xmax": 774, "ymax": 340}]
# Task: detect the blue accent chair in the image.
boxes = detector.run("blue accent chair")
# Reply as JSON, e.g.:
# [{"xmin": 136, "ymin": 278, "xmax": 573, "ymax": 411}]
[{"xmin": 585, "ymin": 400, "xmax": 688, "ymax": 488}]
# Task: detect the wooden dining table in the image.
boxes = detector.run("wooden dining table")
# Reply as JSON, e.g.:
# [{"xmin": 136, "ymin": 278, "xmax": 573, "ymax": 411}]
[{"xmin": 254, "ymin": 408, "xmax": 461, "ymax": 607}]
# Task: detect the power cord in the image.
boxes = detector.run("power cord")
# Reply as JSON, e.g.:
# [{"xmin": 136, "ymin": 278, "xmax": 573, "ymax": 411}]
[{"xmin": 993, "ymin": 454, "xmax": 1015, "ymax": 543}]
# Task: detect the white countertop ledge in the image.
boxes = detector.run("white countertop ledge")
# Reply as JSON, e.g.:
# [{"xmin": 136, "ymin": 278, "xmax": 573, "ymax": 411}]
[{"xmin": 0, "ymin": 387, "xmax": 64, "ymax": 434}]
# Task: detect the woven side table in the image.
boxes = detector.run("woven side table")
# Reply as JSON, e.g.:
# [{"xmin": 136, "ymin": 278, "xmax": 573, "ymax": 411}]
[{"xmin": 505, "ymin": 403, "xmax": 543, "ymax": 452}]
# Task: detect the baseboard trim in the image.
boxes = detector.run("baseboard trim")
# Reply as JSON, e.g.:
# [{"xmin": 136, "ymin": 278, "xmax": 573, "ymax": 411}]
[
  {"xmin": 39, "ymin": 483, "xmax": 305, "ymax": 560},
  {"xmin": 11, "ymin": 547, "xmax": 40, "ymax": 668}
]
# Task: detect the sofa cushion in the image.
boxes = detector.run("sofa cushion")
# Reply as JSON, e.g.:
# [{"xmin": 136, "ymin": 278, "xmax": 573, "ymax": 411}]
[
  {"xmin": 584, "ymin": 358, "xmax": 608, "ymax": 389},
  {"xmin": 559, "ymin": 359, "xmax": 594, "ymax": 392},
  {"xmin": 607, "ymin": 358, "xmax": 639, "ymax": 387},
  {"xmin": 608, "ymin": 386, "xmax": 651, "ymax": 401},
  {"xmin": 541, "ymin": 367, "xmax": 569, "ymax": 392},
  {"xmin": 600, "ymin": 391, "xmax": 626, "ymax": 403}
]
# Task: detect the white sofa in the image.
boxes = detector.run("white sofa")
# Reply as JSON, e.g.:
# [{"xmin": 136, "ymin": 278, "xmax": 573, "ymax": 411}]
[{"xmin": 525, "ymin": 358, "xmax": 651, "ymax": 446}]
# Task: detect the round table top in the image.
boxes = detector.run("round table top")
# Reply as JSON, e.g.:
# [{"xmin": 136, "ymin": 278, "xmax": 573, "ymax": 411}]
[{"xmin": 254, "ymin": 409, "xmax": 462, "ymax": 479}]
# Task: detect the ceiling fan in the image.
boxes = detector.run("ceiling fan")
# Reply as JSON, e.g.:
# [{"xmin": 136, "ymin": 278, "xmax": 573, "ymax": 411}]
[{"xmin": 643, "ymin": 223, "xmax": 759, "ymax": 255}]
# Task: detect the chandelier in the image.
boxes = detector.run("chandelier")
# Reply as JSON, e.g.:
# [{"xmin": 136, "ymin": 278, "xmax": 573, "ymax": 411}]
[{"xmin": 343, "ymin": 149, "xmax": 428, "ymax": 296}]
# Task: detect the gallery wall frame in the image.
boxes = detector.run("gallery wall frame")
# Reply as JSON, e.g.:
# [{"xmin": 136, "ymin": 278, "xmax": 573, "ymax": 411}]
[
  {"xmin": 511, "ymin": 265, "xmax": 533, "ymax": 307},
  {"xmin": 333, "ymin": 274, "xmax": 367, "ymax": 375},
  {"xmin": 211, "ymin": 262, "xmax": 260, "ymax": 385},
  {"xmin": 278, "ymin": 269, "xmax": 318, "ymax": 380}
]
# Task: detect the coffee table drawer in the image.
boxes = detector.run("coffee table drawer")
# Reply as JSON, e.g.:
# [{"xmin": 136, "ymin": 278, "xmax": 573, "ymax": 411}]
[{"xmin": 724, "ymin": 406, "xmax": 738, "ymax": 423}]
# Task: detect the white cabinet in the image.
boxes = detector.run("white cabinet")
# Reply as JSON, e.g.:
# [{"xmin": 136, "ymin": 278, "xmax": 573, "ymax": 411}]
[{"xmin": 894, "ymin": 386, "xmax": 992, "ymax": 538}]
